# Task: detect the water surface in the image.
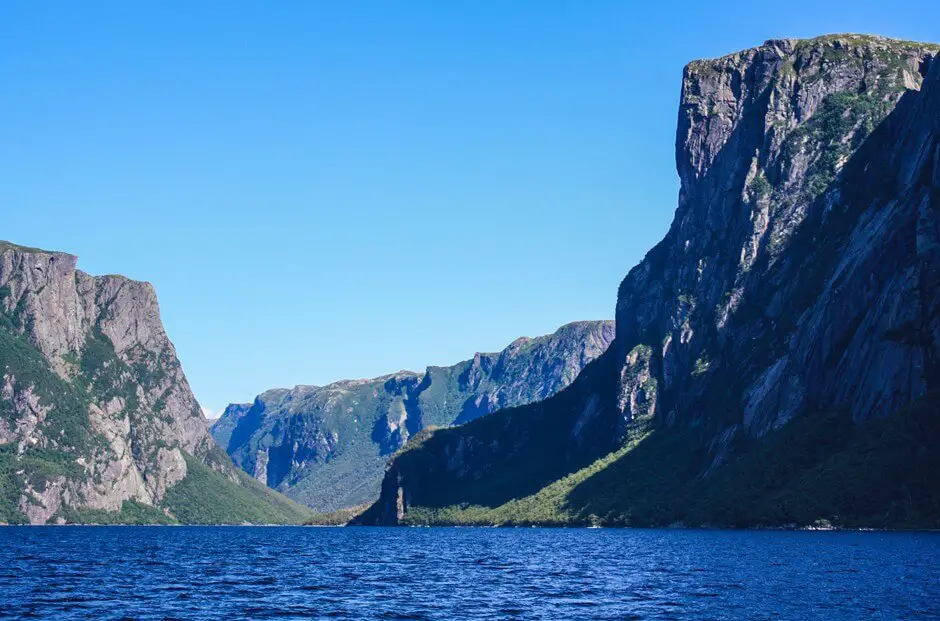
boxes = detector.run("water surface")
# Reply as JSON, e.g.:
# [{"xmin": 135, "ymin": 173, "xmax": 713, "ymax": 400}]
[{"xmin": 1, "ymin": 526, "xmax": 938, "ymax": 619}]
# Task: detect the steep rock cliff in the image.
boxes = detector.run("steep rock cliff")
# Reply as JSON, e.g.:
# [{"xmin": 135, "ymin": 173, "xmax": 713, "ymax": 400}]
[
  {"xmin": 615, "ymin": 34, "xmax": 940, "ymax": 438},
  {"xmin": 0, "ymin": 242, "xmax": 310, "ymax": 524},
  {"xmin": 213, "ymin": 320, "xmax": 614, "ymax": 511},
  {"xmin": 360, "ymin": 35, "xmax": 940, "ymax": 528}
]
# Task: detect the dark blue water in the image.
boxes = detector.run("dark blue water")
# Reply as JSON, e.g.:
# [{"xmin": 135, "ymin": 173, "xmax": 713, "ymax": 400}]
[{"xmin": 1, "ymin": 527, "xmax": 938, "ymax": 620}]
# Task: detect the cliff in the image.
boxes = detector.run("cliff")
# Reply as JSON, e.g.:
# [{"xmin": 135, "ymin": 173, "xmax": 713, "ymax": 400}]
[
  {"xmin": 0, "ymin": 242, "xmax": 311, "ymax": 524},
  {"xmin": 360, "ymin": 35, "xmax": 940, "ymax": 528}
]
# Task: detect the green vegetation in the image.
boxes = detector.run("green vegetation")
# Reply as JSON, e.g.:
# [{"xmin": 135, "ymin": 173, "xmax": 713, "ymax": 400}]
[
  {"xmin": 393, "ymin": 394, "xmax": 940, "ymax": 529},
  {"xmin": 399, "ymin": 432, "xmax": 652, "ymax": 526},
  {"xmin": 0, "ymin": 445, "xmax": 28, "ymax": 523},
  {"xmin": 777, "ymin": 59, "xmax": 796, "ymax": 79},
  {"xmin": 781, "ymin": 91, "xmax": 894, "ymax": 202},
  {"xmin": 16, "ymin": 448, "xmax": 85, "ymax": 485},
  {"xmin": 416, "ymin": 364, "xmax": 475, "ymax": 427},
  {"xmin": 0, "ymin": 307, "xmax": 97, "ymax": 496},
  {"xmin": 161, "ymin": 451, "xmax": 313, "ymax": 524},
  {"xmin": 353, "ymin": 355, "xmax": 623, "ymax": 527},
  {"xmin": 0, "ymin": 302, "xmax": 98, "ymax": 522},
  {"xmin": 793, "ymin": 34, "xmax": 939, "ymax": 49},
  {"xmin": 689, "ymin": 399, "xmax": 940, "ymax": 528},
  {"xmin": 80, "ymin": 328, "xmax": 141, "ymax": 418},
  {"xmin": 748, "ymin": 172, "xmax": 772, "ymax": 202},
  {"xmin": 273, "ymin": 378, "xmax": 425, "ymax": 510},
  {"xmin": 691, "ymin": 356, "xmax": 710, "ymax": 376},
  {"xmin": 1, "ymin": 274, "xmax": 311, "ymax": 525},
  {"xmin": 58, "ymin": 500, "xmax": 176, "ymax": 525},
  {"xmin": 304, "ymin": 504, "xmax": 369, "ymax": 526},
  {"xmin": 0, "ymin": 240, "xmax": 55, "ymax": 254},
  {"xmin": 0, "ymin": 320, "xmax": 93, "ymax": 453},
  {"xmin": 0, "ymin": 443, "xmax": 91, "ymax": 524},
  {"xmin": 777, "ymin": 37, "xmax": 924, "ymax": 208},
  {"xmin": 627, "ymin": 343, "xmax": 652, "ymax": 363},
  {"xmin": 1, "ymin": 442, "xmax": 315, "ymax": 525}
]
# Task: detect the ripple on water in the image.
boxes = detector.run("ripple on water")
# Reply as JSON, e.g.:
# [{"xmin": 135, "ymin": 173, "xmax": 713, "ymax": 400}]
[{"xmin": 0, "ymin": 527, "xmax": 939, "ymax": 620}]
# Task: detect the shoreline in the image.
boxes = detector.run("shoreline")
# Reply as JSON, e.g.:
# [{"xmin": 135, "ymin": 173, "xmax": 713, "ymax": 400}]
[{"xmin": 2, "ymin": 522, "xmax": 939, "ymax": 533}]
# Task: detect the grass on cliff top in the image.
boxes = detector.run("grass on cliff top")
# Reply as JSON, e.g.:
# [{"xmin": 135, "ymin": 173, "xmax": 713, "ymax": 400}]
[
  {"xmin": 398, "ymin": 393, "xmax": 940, "ymax": 529},
  {"xmin": 161, "ymin": 452, "xmax": 314, "ymax": 525},
  {"xmin": 0, "ymin": 240, "xmax": 58, "ymax": 255},
  {"xmin": 791, "ymin": 34, "xmax": 940, "ymax": 51},
  {"xmin": 690, "ymin": 34, "xmax": 939, "ymax": 67}
]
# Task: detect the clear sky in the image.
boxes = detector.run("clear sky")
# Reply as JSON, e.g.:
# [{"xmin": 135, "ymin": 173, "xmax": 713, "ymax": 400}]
[{"xmin": 2, "ymin": 2, "xmax": 938, "ymax": 414}]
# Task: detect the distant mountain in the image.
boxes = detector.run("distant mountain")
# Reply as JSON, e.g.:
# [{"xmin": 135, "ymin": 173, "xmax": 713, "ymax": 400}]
[
  {"xmin": 212, "ymin": 320, "xmax": 614, "ymax": 511},
  {"xmin": 0, "ymin": 242, "xmax": 311, "ymax": 524},
  {"xmin": 359, "ymin": 35, "xmax": 940, "ymax": 528}
]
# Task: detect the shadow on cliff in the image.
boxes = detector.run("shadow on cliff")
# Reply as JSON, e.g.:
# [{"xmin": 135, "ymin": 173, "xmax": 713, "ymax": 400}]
[
  {"xmin": 564, "ymin": 394, "xmax": 940, "ymax": 528},
  {"xmin": 387, "ymin": 349, "xmax": 624, "ymax": 511}
]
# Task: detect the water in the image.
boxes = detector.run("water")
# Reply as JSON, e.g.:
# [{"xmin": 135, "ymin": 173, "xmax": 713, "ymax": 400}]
[{"xmin": 1, "ymin": 527, "xmax": 938, "ymax": 620}]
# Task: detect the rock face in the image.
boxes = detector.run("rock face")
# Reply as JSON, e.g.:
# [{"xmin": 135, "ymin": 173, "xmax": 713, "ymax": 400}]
[
  {"xmin": 616, "ymin": 35, "xmax": 939, "ymax": 437},
  {"xmin": 0, "ymin": 242, "xmax": 310, "ymax": 524},
  {"xmin": 213, "ymin": 320, "xmax": 614, "ymax": 511},
  {"xmin": 361, "ymin": 35, "xmax": 940, "ymax": 527}
]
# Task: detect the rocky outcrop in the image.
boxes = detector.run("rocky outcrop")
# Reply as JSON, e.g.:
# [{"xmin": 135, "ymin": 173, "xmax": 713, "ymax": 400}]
[
  {"xmin": 213, "ymin": 320, "xmax": 614, "ymax": 511},
  {"xmin": 0, "ymin": 241, "xmax": 310, "ymax": 524},
  {"xmin": 361, "ymin": 35, "xmax": 940, "ymax": 527}
]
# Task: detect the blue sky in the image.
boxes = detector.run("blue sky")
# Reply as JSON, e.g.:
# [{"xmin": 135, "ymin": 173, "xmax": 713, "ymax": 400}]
[{"xmin": 2, "ymin": 2, "xmax": 938, "ymax": 414}]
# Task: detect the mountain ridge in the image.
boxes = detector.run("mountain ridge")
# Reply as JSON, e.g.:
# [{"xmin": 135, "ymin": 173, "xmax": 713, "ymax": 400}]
[{"xmin": 213, "ymin": 319, "xmax": 615, "ymax": 511}]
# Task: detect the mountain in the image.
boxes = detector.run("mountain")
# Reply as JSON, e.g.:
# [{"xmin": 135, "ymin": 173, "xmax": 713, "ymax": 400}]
[
  {"xmin": 212, "ymin": 320, "xmax": 614, "ymax": 511},
  {"xmin": 359, "ymin": 35, "xmax": 940, "ymax": 528},
  {"xmin": 0, "ymin": 242, "xmax": 312, "ymax": 524}
]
